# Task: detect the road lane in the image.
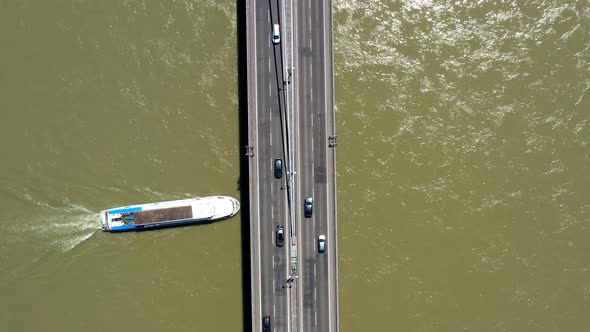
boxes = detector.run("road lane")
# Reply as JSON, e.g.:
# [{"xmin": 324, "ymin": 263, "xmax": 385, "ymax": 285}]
[
  {"xmin": 254, "ymin": 0, "xmax": 290, "ymax": 330},
  {"xmin": 294, "ymin": 0, "xmax": 336, "ymax": 331}
]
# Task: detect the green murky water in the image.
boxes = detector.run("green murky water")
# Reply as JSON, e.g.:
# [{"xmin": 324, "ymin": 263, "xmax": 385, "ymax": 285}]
[
  {"xmin": 0, "ymin": 1, "xmax": 242, "ymax": 331},
  {"xmin": 0, "ymin": 0, "xmax": 589, "ymax": 331},
  {"xmin": 335, "ymin": 1, "xmax": 590, "ymax": 331}
]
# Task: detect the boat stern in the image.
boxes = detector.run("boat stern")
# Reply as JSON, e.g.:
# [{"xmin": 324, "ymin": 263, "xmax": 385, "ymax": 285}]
[{"xmin": 100, "ymin": 210, "xmax": 110, "ymax": 231}]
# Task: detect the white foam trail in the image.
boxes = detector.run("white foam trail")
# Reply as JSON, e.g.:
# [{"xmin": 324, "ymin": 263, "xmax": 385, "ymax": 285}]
[
  {"xmin": 18, "ymin": 214, "xmax": 100, "ymax": 233},
  {"xmin": 49, "ymin": 213, "xmax": 100, "ymax": 252},
  {"xmin": 53, "ymin": 229, "xmax": 97, "ymax": 253},
  {"xmin": 1, "ymin": 208, "xmax": 101, "ymax": 254}
]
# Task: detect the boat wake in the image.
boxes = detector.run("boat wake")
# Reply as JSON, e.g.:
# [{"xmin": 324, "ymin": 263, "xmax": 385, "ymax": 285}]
[
  {"xmin": 2, "ymin": 208, "xmax": 100, "ymax": 254},
  {"xmin": 48, "ymin": 214, "xmax": 100, "ymax": 253}
]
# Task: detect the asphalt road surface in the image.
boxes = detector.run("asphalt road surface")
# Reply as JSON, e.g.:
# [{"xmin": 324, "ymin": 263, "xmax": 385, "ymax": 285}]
[
  {"xmin": 294, "ymin": 0, "xmax": 338, "ymax": 331},
  {"xmin": 250, "ymin": 0, "xmax": 291, "ymax": 330}
]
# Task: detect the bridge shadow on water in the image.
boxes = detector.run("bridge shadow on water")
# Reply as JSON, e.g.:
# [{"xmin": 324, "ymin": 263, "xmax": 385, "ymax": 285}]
[{"xmin": 237, "ymin": 1, "xmax": 252, "ymax": 331}]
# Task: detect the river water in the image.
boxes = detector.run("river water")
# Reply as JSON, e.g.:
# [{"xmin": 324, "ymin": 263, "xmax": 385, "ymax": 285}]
[{"xmin": 0, "ymin": 0, "xmax": 588, "ymax": 331}]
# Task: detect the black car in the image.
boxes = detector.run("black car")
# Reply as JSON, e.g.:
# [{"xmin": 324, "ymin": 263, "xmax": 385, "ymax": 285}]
[
  {"xmin": 274, "ymin": 159, "xmax": 283, "ymax": 179},
  {"xmin": 304, "ymin": 197, "xmax": 313, "ymax": 218},
  {"xmin": 275, "ymin": 225, "xmax": 284, "ymax": 247},
  {"xmin": 263, "ymin": 316, "xmax": 271, "ymax": 331}
]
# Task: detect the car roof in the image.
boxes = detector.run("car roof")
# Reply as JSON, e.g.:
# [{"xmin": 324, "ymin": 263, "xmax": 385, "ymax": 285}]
[{"xmin": 319, "ymin": 235, "xmax": 326, "ymax": 240}]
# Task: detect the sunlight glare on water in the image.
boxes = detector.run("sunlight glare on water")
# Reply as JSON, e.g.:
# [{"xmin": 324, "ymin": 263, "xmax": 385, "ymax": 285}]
[{"xmin": 334, "ymin": 0, "xmax": 590, "ymax": 331}]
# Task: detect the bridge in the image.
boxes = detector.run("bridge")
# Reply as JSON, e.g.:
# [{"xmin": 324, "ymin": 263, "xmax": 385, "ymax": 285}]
[{"xmin": 243, "ymin": 0, "xmax": 338, "ymax": 331}]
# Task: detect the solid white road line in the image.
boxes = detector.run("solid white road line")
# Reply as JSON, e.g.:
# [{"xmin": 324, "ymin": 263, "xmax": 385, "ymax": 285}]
[{"xmin": 310, "ymin": 61, "xmax": 314, "ymax": 104}]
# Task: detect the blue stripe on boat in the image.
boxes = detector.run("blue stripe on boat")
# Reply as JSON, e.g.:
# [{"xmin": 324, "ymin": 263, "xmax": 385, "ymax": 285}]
[
  {"xmin": 108, "ymin": 207, "xmax": 142, "ymax": 214},
  {"xmin": 110, "ymin": 224, "xmax": 137, "ymax": 231}
]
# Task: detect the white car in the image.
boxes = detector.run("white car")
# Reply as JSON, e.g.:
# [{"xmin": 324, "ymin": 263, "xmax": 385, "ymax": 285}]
[
  {"xmin": 272, "ymin": 24, "xmax": 280, "ymax": 44},
  {"xmin": 318, "ymin": 235, "xmax": 326, "ymax": 253}
]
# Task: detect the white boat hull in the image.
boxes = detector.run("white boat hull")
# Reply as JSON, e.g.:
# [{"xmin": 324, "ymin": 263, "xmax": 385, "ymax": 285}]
[{"xmin": 100, "ymin": 196, "xmax": 240, "ymax": 232}]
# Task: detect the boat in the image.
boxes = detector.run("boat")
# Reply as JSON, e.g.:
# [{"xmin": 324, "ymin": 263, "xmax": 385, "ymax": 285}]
[{"xmin": 100, "ymin": 196, "xmax": 240, "ymax": 232}]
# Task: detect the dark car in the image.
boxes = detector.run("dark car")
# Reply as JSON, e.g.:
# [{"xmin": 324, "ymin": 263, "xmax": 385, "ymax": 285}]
[
  {"xmin": 304, "ymin": 197, "xmax": 313, "ymax": 218},
  {"xmin": 274, "ymin": 159, "xmax": 283, "ymax": 179},
  {"xmin": 263, "ymin": 316, "xmax": 271, "ymax": 331},
  {"xmin": 275, "ymin": 225, "xmax": 284, "ymax": 247},
  {"xmin": 318, "ymin": 235, "xmax": 326, "ymax": 253}
]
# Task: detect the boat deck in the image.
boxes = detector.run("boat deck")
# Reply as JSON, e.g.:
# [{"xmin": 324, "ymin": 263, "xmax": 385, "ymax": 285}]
[{"xmin": 132, "ymin": 206, "xmax": 193, "ymax": 225}]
